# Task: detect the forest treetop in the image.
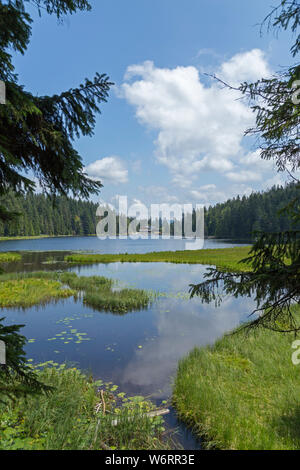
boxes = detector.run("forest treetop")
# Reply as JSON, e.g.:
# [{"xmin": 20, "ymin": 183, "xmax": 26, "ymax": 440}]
[{"xmin": 0, "ymin": 0, "xmax": 113, "ymax": 222}]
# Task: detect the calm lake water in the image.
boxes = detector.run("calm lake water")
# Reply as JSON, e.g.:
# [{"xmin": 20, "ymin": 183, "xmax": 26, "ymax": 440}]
[
  {"xmin": 1, "ymin": 237, "xmax": 253, "ymax": 449},
  {"xmin": 0, "ymin": 235, "xmax": 250, "ymax": 253}
]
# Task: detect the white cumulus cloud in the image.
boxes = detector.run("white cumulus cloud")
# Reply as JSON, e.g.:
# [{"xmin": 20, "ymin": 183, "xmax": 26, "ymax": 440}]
[
  {"xmin": 218, "ymin": 49, "xmax": 272, "ymax": 86},
  {"xmin": 85, "ymin": 156, "xmax": 128, "ymax": 185},
  {"xmin": 120, "ymin": 50, "xmax": 272, "ymax": 191}
]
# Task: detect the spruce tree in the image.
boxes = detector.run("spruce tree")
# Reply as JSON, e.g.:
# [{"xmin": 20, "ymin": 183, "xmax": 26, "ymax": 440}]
[{"xmin": 0, "ymin": 0, "xmax": 113, "ymax": 221}]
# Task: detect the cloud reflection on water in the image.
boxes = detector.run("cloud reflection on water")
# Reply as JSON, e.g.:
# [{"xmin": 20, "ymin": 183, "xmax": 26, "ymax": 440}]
[{"xmin": 120, "ymin": 295, "xmax": 255, "ymax": 397}]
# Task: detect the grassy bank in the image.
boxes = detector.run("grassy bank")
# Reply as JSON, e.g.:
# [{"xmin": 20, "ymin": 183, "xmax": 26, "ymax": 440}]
[
  {"xmin": 0, "ymin": 252, "xmax": 21, "ymax": 263},
  {"xmin": 173, "ymin": 319, "xmax": 300, "ymax": 450},
  {"xmin": 0, "ymin": 365, "xmax": 170, "ymax": 450},
  {"xmin": 0, "ymin": 271, "xmax": 151, "ymax": 312},
  {"xmin": 65, "ymin": 246, "xmax": 252, "ymax": 272}
]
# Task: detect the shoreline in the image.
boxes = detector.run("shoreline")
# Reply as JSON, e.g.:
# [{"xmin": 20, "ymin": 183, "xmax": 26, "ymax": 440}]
[
  {"xmin": 0, "ymin": 234, "xmax": 98, "ymax": 242},
  {"xmin": 0, "ymin": 234, "xmax": 253, "ymax": 242},
  {"xmin": 65, "ymin": 246, "xmax": 252, "ymax": 272}
]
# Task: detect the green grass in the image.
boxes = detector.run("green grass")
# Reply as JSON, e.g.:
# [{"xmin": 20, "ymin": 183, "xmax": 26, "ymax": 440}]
[
  {"xmin": 58, "ymin": 272, "xmax": 150, "ymax": 313},
  {"xmin": 0, "ymin": 252, "xmax": 21, "ymax": 263},
  {"xmin": 84, "ymin": 288, "xmax": 151, "ymax": 313},
  {"xmin": 0, "ymin": 271, "xmax": 151, "ymax": 312},
  {"xmin": 62, "ymin": 272, "xmax": 113, "ymax": 290},
  {"xmin": 0, "ymin": 278, "xmax": 75, "ymax": 308},
  {"xmin": 0, "ymin": 365, "xmax": 170, "ymax": 450},
  {"xmin": 65, "ymin": 246, "xmax": 252, "ymax": 272},
  {"xmin": 173, "ymin": 315, "xmax": 300, "ymax": 450}
]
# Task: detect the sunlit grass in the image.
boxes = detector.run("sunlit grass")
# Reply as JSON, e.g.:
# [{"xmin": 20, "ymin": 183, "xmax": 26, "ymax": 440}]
[
  {"xmin": 59, "ymin": 272, "xmax": 113, "ymax": 291},
  {"xmin": 0, "ymin": 278, "xmax": 74, "ymax": 308},
  {"xmin": 84, "ymin": 288, "xmax": 151, "ymax": 313},
  {"xmin": 173, "ymin": 310, "xmax": 300, "ymax": 450},
  {"xmin": 0, "ymin": 271, "xmax": 151, "ymax": 312},
  {"xmin": 0, "ymin": 252, "xmax": 21, "ymax": 263},
  {"xmin": 65, "ymin": 246, "xmax": 252, "ymax": 272}
]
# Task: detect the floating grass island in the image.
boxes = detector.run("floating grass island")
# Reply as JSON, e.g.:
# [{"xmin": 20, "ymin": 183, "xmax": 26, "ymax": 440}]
[
  {"xmin": 173, "ymin": 313, "xmax": 300, "ymax": 450},
  {"xmin": 0, "ymin": 278, "xmax": 75, "ymax": 308},
  {"xmin": 65, "ymin": 246, "xmax": 252, "ymax": 272},
  {"xmin": 0, "ymin": 271, "xmax": 151, "ymax": 312}
]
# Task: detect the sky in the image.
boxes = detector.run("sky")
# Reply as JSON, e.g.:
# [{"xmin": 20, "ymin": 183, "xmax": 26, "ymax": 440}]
[{"xmin": 12, "ymin": 0, "xmax": 297, "ymax": 209}]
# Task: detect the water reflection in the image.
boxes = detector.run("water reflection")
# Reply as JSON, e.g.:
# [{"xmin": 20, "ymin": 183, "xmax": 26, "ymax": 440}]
[
  {"xmin": 120, "ymin": 296, "xmax": 254, "ymax": 398},
  {"xmin": 1, "ymin": 248, "xmax": 254, "ymax": 449}
]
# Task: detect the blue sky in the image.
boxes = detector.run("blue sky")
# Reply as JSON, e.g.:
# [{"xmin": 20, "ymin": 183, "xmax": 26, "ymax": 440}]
[{"xmin": 13, "ymin": 0, "xmax": 296, "ymax": 208}]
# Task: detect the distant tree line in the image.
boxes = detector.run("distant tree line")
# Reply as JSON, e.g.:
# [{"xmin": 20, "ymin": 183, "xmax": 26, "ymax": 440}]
[
  {"xmin": 0, "ymin": 184, "xmax": 297, "ymax": 239},
  {"xmin": 0, "ymin": 193, "xmax": 98, "ymax": 237},
  {"xmin": 203, "ymin": 183, "xmax": 299, "ymax": 239}
]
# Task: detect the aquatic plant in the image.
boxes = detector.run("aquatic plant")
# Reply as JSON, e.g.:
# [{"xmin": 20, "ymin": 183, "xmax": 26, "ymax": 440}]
[
  {"xmin": 0, "ymin": 278, "xmax": 74, "ymax": 308},
  {"xmin": 84, "ymin": 287, "xmax": 150, "ymax": 313},
  {"xmin": 0, "ymin": 365, "xmax": 170, "ymax": 450}
]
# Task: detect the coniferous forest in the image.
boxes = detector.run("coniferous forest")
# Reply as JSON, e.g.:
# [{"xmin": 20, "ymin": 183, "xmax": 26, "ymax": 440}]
[
  {"xmin": 204, "ymin": 182, "xmax": 299, "ymax": 238},
  {"xmin": 0, "ymin": 192, "xmax": 98, "ymax": 237},
  {"xmin": 0, "ymin": 183, "xmax": 297, "ymax": 239}
]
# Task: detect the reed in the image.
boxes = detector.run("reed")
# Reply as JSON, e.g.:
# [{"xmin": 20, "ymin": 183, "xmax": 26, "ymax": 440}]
[{"xmin": 0, "ymin": 365, "xmax": 170, "ymax": 450}]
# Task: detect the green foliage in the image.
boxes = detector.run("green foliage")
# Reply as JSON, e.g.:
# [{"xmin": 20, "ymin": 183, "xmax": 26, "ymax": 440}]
[
  {"xmin": 0, "ymin": 183, "xmax": 297, "ymax": 239},
  {"xmin": 0, "ymin": 1, "xmax": 113, "ymax": 221},
  {"xmin": 0, "ymin": 192, "xmax": 99, "ymax": 236},
  {"xmin": 204, "ymin": 183, "xmax": 299, "ymax": 238},
  {"xmin": 173, "ymin": 310, "xmax": 300, "ymax": 449},
  {"xmin": 0, "ymin": 366, "xmax": 169, "ymax": 450},
  {"xmin": 0, "ymin": 318, "xmax": 51, "ymax": 402},
  {"xmin": 0, "ymin": 252, "xmax": 21, "ymax": 262},
  {"xmin": 262, "ymin": 0, "xmax": 300, "ymax": 57}
]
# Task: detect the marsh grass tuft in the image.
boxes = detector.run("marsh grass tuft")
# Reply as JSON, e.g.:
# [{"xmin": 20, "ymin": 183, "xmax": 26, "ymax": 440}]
[
  {"xmin": 0, "ymin": 278, "xmax": 74, "ymax": 308},
  {"xmin": 84, "ymin": 287, "xmax": 151, "ymax": 313},
  {"xmin": 0, "ymin": 252, "xmax": 21, "ymax": 263}
]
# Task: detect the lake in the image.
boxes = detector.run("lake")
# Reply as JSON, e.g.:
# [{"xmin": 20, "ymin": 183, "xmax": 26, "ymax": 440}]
[
  {"xmin": 1, "ymin": 237, "xmax": 253, "ymax": 449},
  {"xmin": 0, "ymin": 235, "xmax": 250, "ymax": 253}
]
